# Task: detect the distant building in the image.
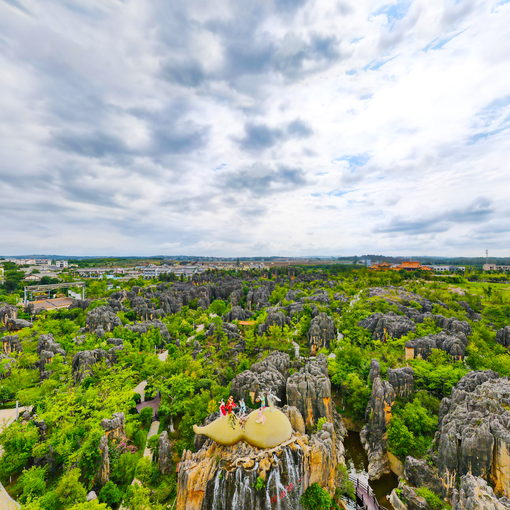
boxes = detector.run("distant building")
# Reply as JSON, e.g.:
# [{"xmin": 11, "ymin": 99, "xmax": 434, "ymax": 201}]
[
  {"xmin": 55, "ymin": 260, "xmax": 69, "ymax": 268},
  {"xmin": 483, "ymin": 264, "xmax": 510, "ymax": 272},
  {"xmin": 370, "ymin": 261, "xmax": 432, "ymax": 272}
]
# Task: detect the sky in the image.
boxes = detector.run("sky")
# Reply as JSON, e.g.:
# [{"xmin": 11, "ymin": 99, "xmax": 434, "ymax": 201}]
[{"xmin": 1, "ymin": 0, "xmax": 509, "ymax": 257}]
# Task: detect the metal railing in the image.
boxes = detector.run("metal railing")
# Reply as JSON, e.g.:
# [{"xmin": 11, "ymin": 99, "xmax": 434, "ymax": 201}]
[{"xmin": 348, "ymin": 475, "xmax": 390, "ymax": 510}]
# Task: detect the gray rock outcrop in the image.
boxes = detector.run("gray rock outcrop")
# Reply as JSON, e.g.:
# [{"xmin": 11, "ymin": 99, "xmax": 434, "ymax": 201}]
[
  {"xmin": 257, "ymin": 308, "xmax": 287, "ymax": 335},
  {"xmin": 0, "ymin": 303, "xmax": 17, "ymax": 326},
  {"xmin": 72, "ymin": 348, "xmax": 118, "ymax": 382},
  {"xmin": 231, "ymin": 351, "xmax": 290, "ymax": 406},
  {"xmin": 7, "ymin": 318, "xmax": 32, "ymax": 331},
  {"xmin": 496, "ymin": 327, "xmax": 510, "ymax": 348},
  {"xmin": 224, "ymin": 306, "xmax": 251, "ymax": 322},
  {"xmin": 158, "ymin": 431, "xmax": 172, "ymax": 474},
  {"xmin": 359, "ymin": 312, "xmax": 415, "ymax": 340},
  {"xmin": 86, "ymin": 306, "xmax": 121, "ymax": 335},
  {"xmin": 1, "ymin": 334, "xmax": 21, "ymax": 354},
  {"xmin": 406, "ymin": 331, "xmax": 468, "ymax": 359},
  {"xmin": 436, "ymin": 371, "xmax": 510, "ymax": 497},
  {"xmin": 97, "ymin": 435, "xmax": 109, "ymax": 486},
  {"xmin": 308, "ymin": 313, "xmax": 336, "ymax": 354},
  {"xmin": 100, "ymin": 412, "xmax": 125, "ymax": 439},
  {"xmin": 37, "ymin": 334, "xmax": 66, "ymax": 377},
  {"xmin": 286, "ymin": 355, "xmax": 333, "ymax": 431},
  {"xmin": 388, "ymin": 367, "xmax": 414, "ymax": 399},
  {"xmin": 454, "ymin": 474, "xmax": 510, "ymax": 510},
  {"xmin": 125, "ymin": 320, "xmax": 169, "ymax": 340},
  {"xmin": 360, "ymin": 360, "xmax": 395, "ymax": 480}
]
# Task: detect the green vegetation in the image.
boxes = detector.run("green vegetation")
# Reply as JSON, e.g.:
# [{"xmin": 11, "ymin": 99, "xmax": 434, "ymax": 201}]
[
  {"xmin": 0, "ymin": 263, "xmax": 508, "ymax": 509},
  {"xmin": 300, "ymin": 483, "xmax": 332, "ymax": 510}
]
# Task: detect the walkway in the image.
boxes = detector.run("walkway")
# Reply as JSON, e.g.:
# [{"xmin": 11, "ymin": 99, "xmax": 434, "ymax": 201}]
[
  {"xmin": 0, "ymin": 406, "xmax": 31, "ymax": 510},
  {"xmin": 349, "ymin": 476, "xmax": 389, "ymax": 510},
  {"xmin": 0, "ymin": 406, "xmax": 31, "ymax": 434}
]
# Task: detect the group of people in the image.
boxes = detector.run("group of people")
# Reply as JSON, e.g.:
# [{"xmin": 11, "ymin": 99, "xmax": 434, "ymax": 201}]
[{"xmin": 218, "ymin": 389, "xmax": 281, "ymax": 428}]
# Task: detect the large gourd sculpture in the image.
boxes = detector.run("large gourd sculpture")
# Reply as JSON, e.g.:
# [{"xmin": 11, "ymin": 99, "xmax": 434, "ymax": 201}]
[{"xmin": 193, "ymin": 408, "xmax": 292, "ymax": 449}]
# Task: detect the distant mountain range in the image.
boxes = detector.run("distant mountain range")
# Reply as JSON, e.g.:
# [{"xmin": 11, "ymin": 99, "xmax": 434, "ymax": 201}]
[{"xmin": 2, "ymin": 254, "xmax": 509, "ymax": 265}]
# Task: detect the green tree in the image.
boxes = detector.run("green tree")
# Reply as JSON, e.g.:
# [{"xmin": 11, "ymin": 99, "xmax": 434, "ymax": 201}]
[
  {"xmin": 55, "ymin": 468, "xmax": 87, "ymax": 506},
  {"xmin": 99, "ymin": 481, "xmax": 123, "ymax": 508},
  {"xmin": 18, "ymin": 466, "xmax": 47, "ymax": 503},
  {"xmin": 300, "ymin": 483, "xmax": 332, "ymax": 510}
]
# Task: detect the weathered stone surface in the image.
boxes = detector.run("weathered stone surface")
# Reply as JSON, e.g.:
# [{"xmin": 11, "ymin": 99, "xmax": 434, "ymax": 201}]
[
  {"xmin": 389, "ymin": 482, "xmax": 428, "ymax": 510},
  {"xmin": 0, "ymin": 303, "xmax": 17, "ymax": 326},
  {"xmin": 308, "ymin": 313, "xmax": 335, "ymax": 354},
  {"xmin": 406, "ymin": 331, "xmax": 468, "ymax": 359},
  {"xmin": 435, "ymin": 372, "xmax": 510, "ymax": 497},
  {"xmin": 100, "ymin": 412, "xmax": 125, "ymax": 439},
  {"xmin": 125, "ymin": 319, "xmax": 170, "ymax": 340},
  {"xmin": 282, "ymin": 405, "xmax": 306, "ymax": 435},
  {"xmin": 37, "ymin": 334, "xmax": 65, "ymax": 377},
  {"xmin": 496, "ymin": 327, "xmax": 510, "ymax": 348},
  {"xmin": 454, "ymin": 474, "xmax": 510, "ymax": 510},
  {"xmin": 158, "ymin": 431, "xmax": 172, "ymax": 474},
  {"xmin": 106, "ymin": 337, "xmax": 124, "ymax": 347},
  {"xmin": 388, "ymin": 367, "xmax": 414, "ymax": 399},
  {"xmin": 359, "ymin": 312, "xmax": 415, "ymax": 341},
  {"xmin": 404, "ymin": 456, "xmax": 443, "ymax": 496},
  {"xmin": 86, "ymin": 306, "xmax": 121, "ymax": 335},
  {"xmin": 87, "ymin": 490, "xmax": 98, "ymax": 501},
  {"xmin": 286, "ymin": 355, "xmax": 333, "ymax": 431},
  {"xmin": 97, "ymin": 435, "xmax": 109, "ymax": 486},
  {"xmin": 72, "ymin": 349, "xmax": 116, "ymax": 382},
  {"xmin": 369, "ymin": 358, "xmax": 380, "ymax": 383},
  {"xmin": 231, "ymin": 352, "xmax": 290, "ymax": 406},
  {"xmin": 257, "ymin": 308, "xmax": 287, "ymax": 335},
  {"xmin": 246, "ymin": 285, "xmax": 273, "ymax": 310},
  {"xmin": 224, "ymin": 306, "xmax": 251, "ymax": 322},
  {"xmin": 360, "ymin": 360, "xmax": 395, "ymax": 480},
  {"xmin": 1, "ymin": 334, "xmax": 21, "ymax": 354},
  {"xmin": 434, "ymin": 315, "xmax": 471, "ymax": 338},
  {"xmin": 7, "ymin": 318, "xmax": 32, "ymax": 331}
]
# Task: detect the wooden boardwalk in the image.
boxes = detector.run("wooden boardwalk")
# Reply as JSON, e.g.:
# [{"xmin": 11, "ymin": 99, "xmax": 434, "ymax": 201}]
[{"xmin": 349, "ymin": 476, "xmax": 389, "ymax": 510}]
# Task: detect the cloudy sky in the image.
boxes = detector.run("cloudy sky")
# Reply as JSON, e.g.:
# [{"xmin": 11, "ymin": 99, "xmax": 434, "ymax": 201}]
[{"xmin": 1, "ymin": 0, "xmax": 509, "ymax": 256}]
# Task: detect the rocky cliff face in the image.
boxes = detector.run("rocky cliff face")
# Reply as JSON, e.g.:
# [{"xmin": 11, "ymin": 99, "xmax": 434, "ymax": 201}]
[
  {"xmin": 37, "ymin": 334, "xmax": 66, "ymax": 378},
  {"xmin": 496, "ymin": 327, "xmax": 510, "ymax": 348},
  {"xmin": 177, "ymin": 410, "xmax": 344, "ymax": 510},
  {"xmin": 307, "ymin": 313, "xmax": 336, "ymax": 354},
  {"xmin": 231, "ymin": 351, "xmax": 290, "ymax": 406},
  {"xmin": 86, "ymin": 306, "xmax": 122, "ymax": 336},
  {"xmin": 436, "ymin": 371, "xmax": 510, "ymax": 498},
  {"xmin": 360, "ymin": 362, "xmax": 395, "ymax": 480},
  {"xmin": 286, "ymin": 355, "xmax": 333, "ymax": 431},
  {"xmin": 405, "ymin": 332, "xmax": 468, "ymax": 359},
  {"xmin": 454, "ymin": 474, "xmax": 510, "ymax": 510},
  {"xmin": 0, "ymin": 303, "xmax": 17, "ymax": 326},
  {"xmin": 359, "ymin": 312, "xmax": 416, "ymax": 341}
]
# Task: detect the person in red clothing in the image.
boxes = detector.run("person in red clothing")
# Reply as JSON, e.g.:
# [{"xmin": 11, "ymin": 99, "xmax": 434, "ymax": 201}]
[
  {"xmin": 219, "ymin": 399, "xmax": 227, "ymax": 417},
  {"xmin": 226, "ymin": 396, "xmax": 237, "ymax": 428}
]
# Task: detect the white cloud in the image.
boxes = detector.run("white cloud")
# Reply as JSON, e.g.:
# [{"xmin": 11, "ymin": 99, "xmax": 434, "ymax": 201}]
[{"xmin": 0, "ymin": 0, "xmax": 509, "ymax": 256}]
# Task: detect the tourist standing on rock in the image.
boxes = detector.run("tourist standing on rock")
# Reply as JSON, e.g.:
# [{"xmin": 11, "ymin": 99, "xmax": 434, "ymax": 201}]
[
  {"xmin": 267, "ymin": 390, "xmax": 281, "ymax": 410},
  {"xmin": 226, "ymin": 396, "xmax": 237, "ymax": 428},
  {"xmin": 238, "ymin": 398, "xmax": 247, "ymax": 416},
  {"xmin": 219, "ymin": 399, "xmax": 227, "ymax": 417}
]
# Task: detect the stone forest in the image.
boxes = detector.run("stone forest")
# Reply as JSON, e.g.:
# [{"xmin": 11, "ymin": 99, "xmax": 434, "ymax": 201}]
[{"xmin": 1, "ymin": 265, "xmax": 510, "ymax": 510}]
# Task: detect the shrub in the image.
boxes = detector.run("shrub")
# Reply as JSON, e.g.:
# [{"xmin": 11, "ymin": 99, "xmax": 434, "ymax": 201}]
[
  {"xmin": 99, "ymin": 480, "xmax": 123, "ymax": 507},
  {"xmin": 415, "ymin": 487, "xmax": 450, "ymax": 510},
  {"xmin": 300, "ymin": 483, "xmax": 332, "ymax": 510}
]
